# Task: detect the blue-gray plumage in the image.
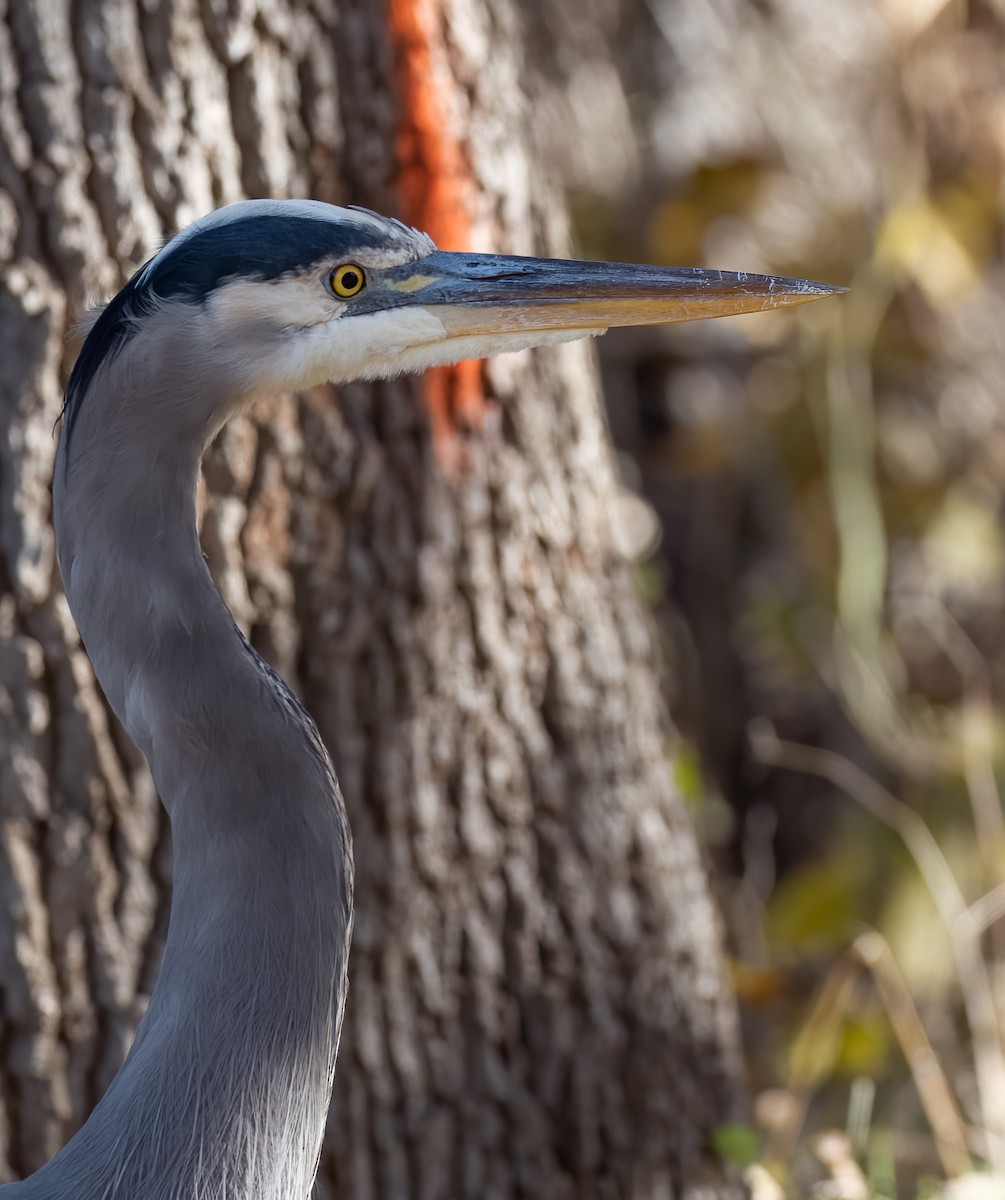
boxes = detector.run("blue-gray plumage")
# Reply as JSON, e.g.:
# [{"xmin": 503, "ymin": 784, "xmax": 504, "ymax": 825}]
[{"xmin": 7, "ymin": 199, "xmax": 839, "ymax": 1198}]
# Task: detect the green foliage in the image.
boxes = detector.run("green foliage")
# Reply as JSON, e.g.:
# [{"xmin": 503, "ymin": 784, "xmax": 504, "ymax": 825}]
[
  {"xmin": 712, "ymin": 1123, "xmax": 763, "ymax": 1169},
  {"xmin": 672, "ymin": 740, "xmax": 705, "ymax": 807},
  {"xmin": 765, "ymin": 859, "xmax": 864, "ymax": 953},
  {"xmin": 835, "ymin": 1014, "xmax": 892, "ymax": 1078}
]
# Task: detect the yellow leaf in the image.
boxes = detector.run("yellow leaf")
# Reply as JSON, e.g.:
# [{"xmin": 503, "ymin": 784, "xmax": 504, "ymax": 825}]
[{"xmin": 876, "ymin": 197, "xmax": 979, "ymax": 304}]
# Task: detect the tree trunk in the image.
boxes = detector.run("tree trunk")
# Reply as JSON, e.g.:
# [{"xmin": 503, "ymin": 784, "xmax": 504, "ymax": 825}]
[{"xmin": 0, "ymin": 0, "xmax": 744, "ymax": 1196}]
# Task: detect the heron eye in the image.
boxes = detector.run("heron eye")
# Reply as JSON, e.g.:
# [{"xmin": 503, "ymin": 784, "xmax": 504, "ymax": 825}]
[{"xmin": 330, "ymin": 264, "xmax": 365, "ymax": 298}]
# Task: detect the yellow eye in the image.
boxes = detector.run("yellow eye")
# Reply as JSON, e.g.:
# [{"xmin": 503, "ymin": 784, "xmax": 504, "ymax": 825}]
[{"xmin": 330, "ymin": 264, "xmax": 365, "ymax": 298}]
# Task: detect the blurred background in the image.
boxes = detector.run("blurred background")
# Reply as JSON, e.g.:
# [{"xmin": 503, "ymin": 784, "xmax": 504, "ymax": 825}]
[{"xmin": 526, "ymin": 0, "xmax": 1005, "ymax": 1194}]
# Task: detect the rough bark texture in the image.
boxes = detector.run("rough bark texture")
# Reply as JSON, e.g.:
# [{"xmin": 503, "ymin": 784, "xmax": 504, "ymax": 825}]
[{"xmin": 0, "ymin": 0, "xmax": 744, "ymax": 1196}]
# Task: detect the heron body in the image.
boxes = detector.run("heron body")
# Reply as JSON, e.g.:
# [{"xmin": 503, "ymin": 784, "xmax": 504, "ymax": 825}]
[{"xmin": 3, "ymin": 200, "xmax": 837, "ymax": 1198}]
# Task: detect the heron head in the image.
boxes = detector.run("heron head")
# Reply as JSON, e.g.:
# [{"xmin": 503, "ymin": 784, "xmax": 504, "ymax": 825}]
[{"xmin": 63, "ymin": 199, "xmax": 840, "ymax": 453}]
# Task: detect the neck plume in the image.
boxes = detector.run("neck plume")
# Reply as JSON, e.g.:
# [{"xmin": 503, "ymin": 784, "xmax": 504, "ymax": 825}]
[{"xmin": 14, "ymin": 353, "xmax": 354, "ymax": 1200}]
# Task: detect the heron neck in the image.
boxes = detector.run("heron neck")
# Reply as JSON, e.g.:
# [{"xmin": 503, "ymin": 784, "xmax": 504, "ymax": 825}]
[{"xmin": 34, "ymin": 412, "xmax": 353, "ymax": 1200}]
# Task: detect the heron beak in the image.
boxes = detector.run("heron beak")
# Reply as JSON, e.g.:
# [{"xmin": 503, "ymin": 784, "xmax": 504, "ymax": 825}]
[{"xmin": 381, "ymin": 249, "xmax": 844, "ymax": 337}]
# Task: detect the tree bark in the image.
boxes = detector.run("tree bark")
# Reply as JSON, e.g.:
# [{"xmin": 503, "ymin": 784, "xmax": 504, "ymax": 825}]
[{"xmin": 0, "ymin": 0, "xmax": 744, "ymax": 1196}]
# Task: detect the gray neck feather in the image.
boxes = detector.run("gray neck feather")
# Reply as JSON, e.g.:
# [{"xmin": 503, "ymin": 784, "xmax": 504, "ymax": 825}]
[{"xmin": 6, "ymin": 327, "xmax": 353, "ymax": 1199}]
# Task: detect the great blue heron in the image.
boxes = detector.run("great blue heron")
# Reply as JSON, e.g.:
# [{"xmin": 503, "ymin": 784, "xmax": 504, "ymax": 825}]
[{"xmin": 5, "ymin": 199, "xmax": 838, "ymax": 1198}]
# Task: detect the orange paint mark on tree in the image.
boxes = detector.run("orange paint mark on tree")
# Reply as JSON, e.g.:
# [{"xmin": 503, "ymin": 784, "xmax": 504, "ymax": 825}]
[{"xmin": 386, "ymin": 0, "xmax": 485, "ymax": 469}]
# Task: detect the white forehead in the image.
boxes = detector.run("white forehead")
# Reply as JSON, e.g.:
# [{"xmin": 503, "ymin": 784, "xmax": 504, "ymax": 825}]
[
  {"xmin": 166, "ymin": 199, "xmax": 422, "ymax": 248},
  {"xmin": 141, "ymin": 199, "xmax": 435, "ymax": 286}
]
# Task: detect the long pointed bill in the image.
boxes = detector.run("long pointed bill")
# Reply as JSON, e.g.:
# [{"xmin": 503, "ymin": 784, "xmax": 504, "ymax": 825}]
[{"xmin": 378, "ymin": 250, "xmax": 844, "ymax": 338}]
